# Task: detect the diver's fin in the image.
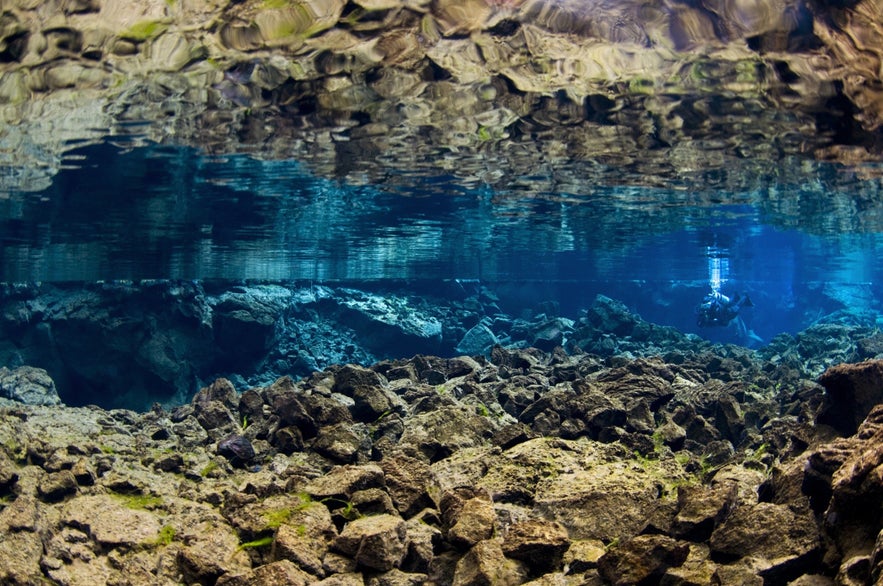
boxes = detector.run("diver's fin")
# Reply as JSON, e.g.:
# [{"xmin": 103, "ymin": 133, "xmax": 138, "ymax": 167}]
[
  {"xmin": 747, "ymin": 329, "xmax": 764, "ymax": 344},
  {"xmin": 742, "ymin": 295, "xmax": 754, "ymax": 308}
]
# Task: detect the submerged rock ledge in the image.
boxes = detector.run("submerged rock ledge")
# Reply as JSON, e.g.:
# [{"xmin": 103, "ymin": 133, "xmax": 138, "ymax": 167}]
[{"xmin": 3, "ymin": 342, "xmax": 883, "ymax": 584}]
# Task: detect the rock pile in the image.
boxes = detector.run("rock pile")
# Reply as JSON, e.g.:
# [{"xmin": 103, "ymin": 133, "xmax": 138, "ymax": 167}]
[
  {"xmin": 2, "ymin": 338, "xmax": 883, "ymax": 584},
  {"xmin": 3, "ymin": 281, "xmax": 878, "ymax": 411}
]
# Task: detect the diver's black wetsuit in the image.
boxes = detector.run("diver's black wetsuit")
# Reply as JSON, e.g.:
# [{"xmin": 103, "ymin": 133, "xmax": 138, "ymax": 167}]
[{"xmin": 696, "ymin": 292, "xmax": 752, "ymax": 327}]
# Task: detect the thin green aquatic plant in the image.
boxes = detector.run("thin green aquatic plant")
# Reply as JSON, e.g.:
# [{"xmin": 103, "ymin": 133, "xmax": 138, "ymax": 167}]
[{"xmin": 237, "ymin": 535, "xmax": 274, "ymax": 550}]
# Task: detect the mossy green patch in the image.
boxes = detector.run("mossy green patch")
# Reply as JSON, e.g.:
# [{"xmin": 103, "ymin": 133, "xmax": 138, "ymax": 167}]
[
  {"xmin": 262, "ymin": 0, "xmax": 291, "ymax": 7},
  {"xmin": 119, "ymin": 20, "xmax": 170, "ymax": 42},
  {"xmin": 263, "ymin": 508, "xmax": 293, "ymax": 530},
  {"xmin": 151, "ymin": 524, "xmax": 176, "ymax": 546},
  {"xmin": 113, "ymin": 492, "xmax": 164, "ymax": 510},
  {"xmin": 200, "ymin": 460, "xmax": 219, "ymax": 477}
]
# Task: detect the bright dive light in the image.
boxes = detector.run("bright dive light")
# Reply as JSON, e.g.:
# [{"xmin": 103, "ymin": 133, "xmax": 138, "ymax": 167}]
[{"xmin": 707, "ymin": 246, "xmax": 728, "ymax": 294}]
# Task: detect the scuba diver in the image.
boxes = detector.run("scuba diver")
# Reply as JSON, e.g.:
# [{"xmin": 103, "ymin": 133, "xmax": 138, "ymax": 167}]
[
  {"xmin": 696, "ymin": 290, "xmax": 753, "ymax": 327},
  {"xmin": 695, "ymin": 243, "xmax": 763, "ymax": 344}
]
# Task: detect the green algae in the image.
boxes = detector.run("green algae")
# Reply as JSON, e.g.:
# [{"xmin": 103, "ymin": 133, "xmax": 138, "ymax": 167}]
[{"xmin": 119, "ymin": 20, "xmax": 170, "ymax": 42}]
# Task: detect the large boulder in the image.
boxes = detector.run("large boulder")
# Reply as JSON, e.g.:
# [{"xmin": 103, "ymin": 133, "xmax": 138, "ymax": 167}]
[
  {"xmin": 0, "ymin": 366, "xmax": 61, "ymax": 405},
  {"xmin": 817, "ymin": 360, "xmax": 883, "ymax": 435}
]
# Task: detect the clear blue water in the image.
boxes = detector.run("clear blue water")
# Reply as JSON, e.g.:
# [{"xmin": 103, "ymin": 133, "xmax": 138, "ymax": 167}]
[{"xmin": 2, "ymin": 138, "xmax": 883, "ymax": 348}]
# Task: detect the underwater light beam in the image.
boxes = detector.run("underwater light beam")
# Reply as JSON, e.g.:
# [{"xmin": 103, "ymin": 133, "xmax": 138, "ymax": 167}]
[{"xmin": 707, "ymin": 246, "xmax": 729, "ymax": 293}]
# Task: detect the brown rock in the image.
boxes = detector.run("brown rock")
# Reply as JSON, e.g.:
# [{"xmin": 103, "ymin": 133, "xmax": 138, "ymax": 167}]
[
  {"xmin": 333, "ymin": 513, "xmax": 409, "ymax": 571},
  {"xmin": 192, "ymin": 377, "xmax": 238, "ymax": 409},
  {"xmin": 821, "ymin": 404, "xmax": 883, "ymax": 561},
  {"xmin": 709, "ymin": 502, "xmax": 821, "ymax": 581},
  {"xmin": 380, "ymin": 453, "xmax": 434, "ymax": 518},
  {"xmin": 333, "ymin": 364, "xmax": 388, "ymax": 395},
  {"xmin": 178, "ymin": 519, "xmax": 251, "ymax": 584},
  {"xmin": 597, "ymin": 534, "xmax": 690, "ymax": 585},
  {"xmin": 274, "ymin": 522, "xmax": 326, "ymax": 577},
  {"xmin": 452, "ymin": 539, "xmax": 529, "ymax": 586},
  {"xmin": 216, "ymin": 559, "xmax": 313, "ymax": 586},
  {"xmin": 817, "ymin": 360, "xmax": 883, "ymax": 435},
  {"xmin": 562, "ymin": 538, "xmax": 607, "ymax": 573},
  {"xmin": 670, "ymin": 482, "xmax": 737, "ymax": 542},
  {"xmin": 37, "ymin": 469, "xmax": 77, "ymax": 502},
  {"xmin": 194, "ymin": 400, "xmax": 236, "ymax": 431},
  {"xmin": 402, "ymin": 516, "xmax": 441, "ymax": 573},
  {"xmin": 501, "ymin": 519, "xmax": 570, "ymax": 573},
  {"xmin": 366, "ymin": 568, "xmax": 430, "ymax": 585},
  {"xmin": 305, "ymin": 463, "xmax": 386, "ymax": 501},
  {"xmin": 312, "ymin": 422, "xmax": 372, "ymax": 463},
  {"xmin": 0, "ymin": 494, "xmax": 39, "ymax": 532},
  {"xmin": 0, "ymin": 529, "xmax": 43, "ymax": 584},
  {"xmin": 61, "ymin": 494, "xmax": 160, "ymax": 547},
  {"xmin": 447, "ymin": 496, "xmax": 497, "ymax": 548}
]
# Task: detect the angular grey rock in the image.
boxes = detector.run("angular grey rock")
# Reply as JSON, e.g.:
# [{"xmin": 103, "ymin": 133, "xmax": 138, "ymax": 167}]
[
  {"xmin": 456, "ymin": 323, "xmax": 498, "ymax": 356},
  {"xmin": 0, "ymin": 366, "xmax": 61, "ymax": 405}
]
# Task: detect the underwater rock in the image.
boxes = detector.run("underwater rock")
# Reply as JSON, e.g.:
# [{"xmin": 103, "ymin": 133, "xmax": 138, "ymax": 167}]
[
  {"xmin": 500, "ymin": 519, "xmax": 570, "ymax": 573},
  {"xmin": 709, "ymin": 502, "xmax": 821, "ymax": 582},
  {"xmin": 817, "ymin": 359, "xmax": 883, "ymax": 435},
  {"xmin": 445, "ymin": 494, "xmax": 497, "ymax": 548},
  {"xmin": 333, "ymin": 513, "xmax": 409, "ymax": 571},
  {"xmin": 452, "ymin": 539, "xmax": 529, "ymax": 586},
  {"xmin": 597, "ymin": 534, "xmax": 690, "ymax": 585},
  {"xmin": 217, "ymin": 434, "xmax": 256, "ymax": 466},
  {"xmin": 216, "ymin": 560, "xmax": 314, "ymax": 586},
  {"xmin": 0, "ymin": 336, "xmax": 877, "ymax": 584},
  {"xmin": 456, "ymin": 322, "xmax": 498, "ymax": 356},
  {"xmin": 0, "ymin": 366, "xmax": 61, "ymax": 406},
  {"xmin": 811, "ymin": 404, "xmax": 883, "ymax": 570}
]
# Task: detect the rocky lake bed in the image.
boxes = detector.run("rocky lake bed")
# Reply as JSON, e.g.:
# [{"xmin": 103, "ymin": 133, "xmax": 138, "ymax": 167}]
[{"xmin": 2, "ymin": 288, "xmax": 883, "ymax": 585}]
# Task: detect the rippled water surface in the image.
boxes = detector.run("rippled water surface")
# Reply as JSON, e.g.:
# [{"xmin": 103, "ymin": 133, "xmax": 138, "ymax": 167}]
[{"xmin": 2, "ymin": 138, "xmax": 883, "ymax": 345}]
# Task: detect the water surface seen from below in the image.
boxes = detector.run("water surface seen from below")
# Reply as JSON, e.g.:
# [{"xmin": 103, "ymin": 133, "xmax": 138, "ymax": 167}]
[{"xmin": 1, "ymin": 140, "xmax": 881, "ymax": 343}]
